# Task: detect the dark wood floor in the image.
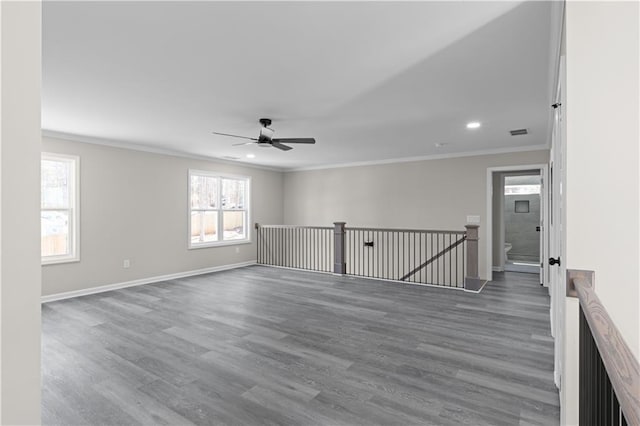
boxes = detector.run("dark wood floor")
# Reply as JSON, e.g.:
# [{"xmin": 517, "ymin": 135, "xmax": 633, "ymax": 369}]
[{"xmin": 42, "ymin": 266, "xmax": 560, "ymax": 425}]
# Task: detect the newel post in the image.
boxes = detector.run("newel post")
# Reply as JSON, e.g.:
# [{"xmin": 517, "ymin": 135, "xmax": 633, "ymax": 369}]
[
  {"xmin": 464, "ymin": 224, "xmax": 483, "ymax": 291},
  {"xmin": 333, "ymin": 222, "xmax": 346, "ymax": 275}
]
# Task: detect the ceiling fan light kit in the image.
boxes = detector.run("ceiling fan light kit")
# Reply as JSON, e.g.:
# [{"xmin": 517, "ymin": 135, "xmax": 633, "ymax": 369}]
[{"xmin": 212, "ymin": 118, "xmax": 316, "ymax": 151}]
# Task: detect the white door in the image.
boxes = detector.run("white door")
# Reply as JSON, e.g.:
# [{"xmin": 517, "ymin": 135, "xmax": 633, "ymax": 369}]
[{"xmin": 550, "ymin": 59, "xmax": 566, "ymax": 389}]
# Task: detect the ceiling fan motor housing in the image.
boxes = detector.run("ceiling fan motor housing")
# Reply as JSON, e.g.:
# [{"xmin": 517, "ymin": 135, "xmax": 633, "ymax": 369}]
[{"xmin": 259, "ymin": 126, "xmax": 274, "ymax": 142}]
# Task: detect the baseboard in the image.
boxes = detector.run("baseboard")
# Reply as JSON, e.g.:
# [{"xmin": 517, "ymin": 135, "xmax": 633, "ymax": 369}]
[
  {"xmin": 41, "ymin": 260, "xmax": 257, "ymax": 303},
  {"xmin": 492, "ymin": 266, "xmax": 505, "ymax": 272},
  {"xmin": 463, "ymin": 278, "xmax": 488, "ymax": 293},
  {"xmin": 260, "ymin": 264, "xmax": 467, "ymax": 292}
]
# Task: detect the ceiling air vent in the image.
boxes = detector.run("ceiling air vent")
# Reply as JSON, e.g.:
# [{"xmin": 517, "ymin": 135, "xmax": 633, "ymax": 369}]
[{"xmin": 509, "ymin": 128, "xmax": 528, "ymax": 136}]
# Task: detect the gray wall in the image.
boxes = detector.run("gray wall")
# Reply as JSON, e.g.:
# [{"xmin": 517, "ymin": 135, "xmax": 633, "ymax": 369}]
[
  {"xmin": 504, "ymin": 193, "xmax": 540, "ymax": 262},
  {"xmin": 41, "ymin": 137, "xmax": 284, "ymax": 297},
  {"xmin": 284, "ymin": 150, "xmax": 549, "ymax": 280}
]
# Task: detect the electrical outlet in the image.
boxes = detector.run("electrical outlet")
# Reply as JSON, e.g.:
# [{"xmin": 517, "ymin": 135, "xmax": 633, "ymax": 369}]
[{"xmin": 123, "ymin": 259, "xmax": 130, "ymax": 268}]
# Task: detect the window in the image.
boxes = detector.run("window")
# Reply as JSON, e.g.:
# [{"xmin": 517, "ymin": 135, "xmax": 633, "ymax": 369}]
[
  {"xmin": 504, "ymin": 184, "xmax": 541, "ymax": 195},
  {"xmin": 189, "ymin": 170, "xmax": 250, "ymax": 248},
  {"xmin": 41, "ymin": 153, "xmax": 79, "ymax": 264}
]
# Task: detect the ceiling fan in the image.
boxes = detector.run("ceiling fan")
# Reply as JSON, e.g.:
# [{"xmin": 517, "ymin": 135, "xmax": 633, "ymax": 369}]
[{"xmin": 212, "ymin": 118, "xmax": 316, "ymax": 151}]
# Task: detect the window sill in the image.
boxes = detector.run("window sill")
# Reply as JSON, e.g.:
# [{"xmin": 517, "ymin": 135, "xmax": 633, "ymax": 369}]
[
  {"xmin": 188, "ymin": 239, "xmax": 252, "ymax": 250},
  {"xmin": 42, "ymin": 256, "xmax": 80, "ymax": 266}
]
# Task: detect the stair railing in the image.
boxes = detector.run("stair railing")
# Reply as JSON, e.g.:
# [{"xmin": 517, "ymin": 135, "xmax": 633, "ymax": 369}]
[
  {"xmin": 567, "ymin": 270, "xmax": 640, "ymax": 425},
  {"xmin": 256, "ymin": 222, "xmax": 483, "ymax": 291}
]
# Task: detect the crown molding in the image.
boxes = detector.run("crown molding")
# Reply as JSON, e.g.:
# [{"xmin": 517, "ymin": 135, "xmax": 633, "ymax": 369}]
[
  {"xmin": 284, "ymin": 144, "xmax": 550, "ymax": 172},
  {"xmin": 41, "ymin": 130, "xmax": 284, "ymax": 172},
  {"xmin": 42, "ymin": 130, "xmax": 549, "ymax": 174}
]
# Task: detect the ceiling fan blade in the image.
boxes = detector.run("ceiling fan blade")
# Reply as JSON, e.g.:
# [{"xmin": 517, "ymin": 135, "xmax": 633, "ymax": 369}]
[
  {"xmin": 212, "ymin": 131, "xmax": 257, "ymax": 141},
  {"xmin": 272, "ymin": 138, "xmax": 315, "ymax": 144},
  {"xmin": 271, "ymin": 141, "xmax": 293, "ymax": 151},
  {"xmin": 232, "ymin": 141, "xmax": 256, "ymax": 146}
]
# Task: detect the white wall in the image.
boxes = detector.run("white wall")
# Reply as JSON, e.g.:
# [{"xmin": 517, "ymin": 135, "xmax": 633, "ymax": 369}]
[
  {"xmin": 284, "ymin": 150, "xmax": 549, "ymax": 280},
  {"xmin": 0, "ymin": 1, "xmax": 42, "ymax": 423},
  {"xmin": 564, "ymin": 1, "xmax": 639, "ymax": 423},
  {"xmin": 565, "ymin": 0, "xmax": 639, "ymax": 358},
  {"xmin": 42, "ymin": 137, "xmax": 284, "ymax": 296}
]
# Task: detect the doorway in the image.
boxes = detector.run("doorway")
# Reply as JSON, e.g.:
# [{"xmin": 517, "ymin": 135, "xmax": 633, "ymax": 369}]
[
  {"xmin": 486, "ymin": 164, "xmax": 548, "ymax": 286},
  {"xmin": 502, "ymin": 173, "xmax": 542, "ymax": 274}
]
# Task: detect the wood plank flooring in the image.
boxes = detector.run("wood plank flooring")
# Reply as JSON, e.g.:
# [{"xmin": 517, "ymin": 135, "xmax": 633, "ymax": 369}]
[{"xmin": 42, "ymin": 266, "xmax": 560, "ymax": 425}]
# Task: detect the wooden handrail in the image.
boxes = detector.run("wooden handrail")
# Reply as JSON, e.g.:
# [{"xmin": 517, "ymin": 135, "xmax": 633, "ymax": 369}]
[
  {"xmin": 255, "ymin": 224, "xmax": 332, "ymax": 230},
  {"xmin": 256, "ymin": 223, "xmax": 466, "ymax": 235},
  {"xmin": 567, "ymin": 270, "xmax": 640, "ymax": 425},
  {"xmin": 346, "ymin": 226, "xmax": 466, "ymax": 235}
]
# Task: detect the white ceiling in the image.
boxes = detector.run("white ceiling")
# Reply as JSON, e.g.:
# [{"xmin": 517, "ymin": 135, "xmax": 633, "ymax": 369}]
[{"xmin": 42, "ymin": 1, "xmax": 554, "ymax": 170}]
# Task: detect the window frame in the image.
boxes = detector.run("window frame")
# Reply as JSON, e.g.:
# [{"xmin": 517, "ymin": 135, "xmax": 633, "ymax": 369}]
[
  {"xmin": 188, "ymin": 169, "xmax": 251, "ymax": 249},
  {"xmin": 41, "ymin": 152, "xmax": 80, "ymax": 265}
]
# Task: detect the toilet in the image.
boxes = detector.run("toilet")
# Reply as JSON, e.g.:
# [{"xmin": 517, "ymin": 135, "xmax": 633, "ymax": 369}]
[{"xmin": 504, "ymin": 243, "xmax": 513, "ymax": 261}]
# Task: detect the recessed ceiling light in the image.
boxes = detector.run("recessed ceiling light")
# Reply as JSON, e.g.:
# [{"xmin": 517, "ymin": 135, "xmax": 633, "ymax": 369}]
[
  {"xmin": 246, "ymin": 153, "xmax": 256, "ymax": 159},
  {"xmin": 466, "ymin": 121, "xmax": 481, "ymax": 129},
  {"xmin": 435, "ymin": 143, "xmax": 448, "ymax": 148}
]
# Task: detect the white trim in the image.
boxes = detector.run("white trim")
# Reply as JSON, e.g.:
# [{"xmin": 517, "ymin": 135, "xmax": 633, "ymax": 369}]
[
  {"xmin": 187, "ymin": 170, "xmax": 251, "ymax": 249},
  {"xmin": 41, "ymin": 152, "xmax": 80, "ymax": 265},
  {"xmin": 485, "ymin": 164, "xmax": 549, "ymax": 283},
  {"xmin": 260, "ymin": 264, "xmax": 474, "ymax": 292},
  {"xmin": 41, "ymin": 260, "xmax": 257, "ymax": 303},
  {"xmin": 492, "ymin": 266, "xmax": 505, "ymax": 272},
  {"xmin": 548, "ymin": 1, "xmax": 565, "ymax": 106},
  {"xmin": 348, "ymin": 274, "xmax": 467, "ymax": 292},
  {"xmin": 189, "ymin": 239, "xmax": 253, "ymax": 250},
  {"xmin": 463, "ymin": 280, "xmax": 488, "ymax": 294},
  {"xmin": 546, "ymin": 0, "xmax": 565, "ymax": 147},
  {"xmin": 42, "ymin": 130, "xmax": 282, "ymax": 172},
  {"xmin": 41, "ymin": 256, "xmax": 80, "ymax": 266},
  {"xmin": 43, "ymin": 130, "xmax": 550, "ymax": 174},
  {"xmin": 259, "ymin": 264, "xmax": 336, "ymax": 276},
  {"xmin": 286, "ymin": 145, "xmax": 549, "ymax": 172}
]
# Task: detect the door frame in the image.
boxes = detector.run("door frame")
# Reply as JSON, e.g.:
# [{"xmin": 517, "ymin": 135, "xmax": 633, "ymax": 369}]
[
  {"xmin": 485, "ymin": 163, "xmax": 549, "ymax": 285},
  {"xmin": 550, "ymin": 55, "xmax": 566, "ymax": 391}
]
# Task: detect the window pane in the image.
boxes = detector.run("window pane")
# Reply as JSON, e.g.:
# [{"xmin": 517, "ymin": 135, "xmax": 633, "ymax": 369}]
[
  {"xmin": 504, "ymin": 184, "xmax": 541, "ymax": 195},
  {"xmin": 221, "ymin": 178, "xmax": 245, "ymax": 209},
  {"xmin": 42, "ymin": 159, "xmax": 70, "ymax": 208},
  {"xmin": 191, "ymin": 175, "xmax": 217, "ymax": 209},
  {"xmin": 41, "ymin": 211, "xmax": 69, "ymax": 257},
  {"xmin": 223, "ymin": 211, "xmax": 245, "ymax": 240},
  {"xmin": 191, "ymin": 211, "xmax": 218, "ymax": 243}
]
